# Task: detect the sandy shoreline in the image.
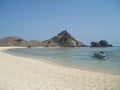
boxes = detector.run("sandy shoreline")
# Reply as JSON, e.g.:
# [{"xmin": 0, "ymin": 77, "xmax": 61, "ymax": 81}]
[{"xmin": 0, "ymin": 47, "xmax": 120, "ymax": 90}]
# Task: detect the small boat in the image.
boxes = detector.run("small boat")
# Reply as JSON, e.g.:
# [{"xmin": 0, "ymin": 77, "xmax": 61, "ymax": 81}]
[{"xmin": 94, "ymin": 51, "xmax": 106, "ymax": 59}]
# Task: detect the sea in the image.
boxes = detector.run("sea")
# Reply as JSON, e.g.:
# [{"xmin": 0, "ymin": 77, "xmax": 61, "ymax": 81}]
[{"xmin": 5, "ymin": 47, "xmax": 120, "ymax": 74}]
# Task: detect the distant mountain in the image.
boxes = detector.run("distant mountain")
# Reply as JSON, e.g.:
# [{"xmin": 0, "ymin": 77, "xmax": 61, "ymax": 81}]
[
  {"xmin": 0, "ymin": 31, "xmax": 85, "ymax": 47},
  {"xmin": 0, "ymin": 36, "xmax": 41, "ymax": 47},
  {"xmin": 42, "ymin": 30, "xmax": 85, "ymax": 47}
]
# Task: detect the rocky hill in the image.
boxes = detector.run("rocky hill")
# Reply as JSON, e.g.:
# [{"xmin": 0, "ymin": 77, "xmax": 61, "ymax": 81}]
[
  {"xmin": 0, "ymin": 31, "xmax": 85, "ymax": 47},
  {"xmin": 0, "ymin": 36, "xmax": 41, "ymax": 47},
  {"xmin": 41, "ymin": 30, "xmax": 85, "ymax": 47}
]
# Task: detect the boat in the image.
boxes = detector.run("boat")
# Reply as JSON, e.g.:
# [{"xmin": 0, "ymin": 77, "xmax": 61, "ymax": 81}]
[{"xmin": 94, "ymin": 51, "xmax": 106, "ymax": 59}]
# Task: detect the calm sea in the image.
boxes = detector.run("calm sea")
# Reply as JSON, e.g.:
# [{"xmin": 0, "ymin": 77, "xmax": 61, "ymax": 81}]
[{"xmin": 5, "ymin": 47, "xmax": 120, "ymax": 74}]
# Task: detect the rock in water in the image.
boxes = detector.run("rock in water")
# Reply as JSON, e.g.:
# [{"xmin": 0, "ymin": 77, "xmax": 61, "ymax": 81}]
[{"xmin": 91, "ymin": 40, "xmax": 113, "ymax": 47}]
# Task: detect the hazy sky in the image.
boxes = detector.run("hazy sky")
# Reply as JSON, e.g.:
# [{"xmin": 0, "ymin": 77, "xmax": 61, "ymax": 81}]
[{"xmin": 0, "ymin": 0, "xmax": 120, "ymax": 46}]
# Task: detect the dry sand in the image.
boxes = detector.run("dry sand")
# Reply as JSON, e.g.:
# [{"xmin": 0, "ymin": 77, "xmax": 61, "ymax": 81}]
[{"xmin": 0, "ymin": 47, "xmax": 120, "ymax": 90}]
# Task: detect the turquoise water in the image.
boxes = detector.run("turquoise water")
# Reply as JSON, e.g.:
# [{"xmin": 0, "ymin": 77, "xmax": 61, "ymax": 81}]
[{"xmin": 6, "ymin": 47, "xmax": 120, "ymax": 74}]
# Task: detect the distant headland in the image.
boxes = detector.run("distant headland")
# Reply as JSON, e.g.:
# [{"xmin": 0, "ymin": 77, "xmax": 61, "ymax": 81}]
[
  {"xmin": 91, "ymin": 40, "xmax": 113, "ymax": 47},
  {"xmin": 0, "ymin": 30, "xmax": 113, "ymax": 47}
]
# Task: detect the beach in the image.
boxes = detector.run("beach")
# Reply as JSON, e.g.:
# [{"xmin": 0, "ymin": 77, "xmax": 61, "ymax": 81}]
[{"xmin": 0, "ymin": 47, "xmax": 120, "ymax": 90}]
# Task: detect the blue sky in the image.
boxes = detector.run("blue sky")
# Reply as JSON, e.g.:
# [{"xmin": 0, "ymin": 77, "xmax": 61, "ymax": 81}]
[{"xmin": 0, "ymin": 0, "xmax": 120, "ymax": 46}]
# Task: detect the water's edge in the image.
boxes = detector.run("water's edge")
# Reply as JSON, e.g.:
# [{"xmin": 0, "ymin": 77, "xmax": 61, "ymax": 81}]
[{"xmin": 4, "ymin": 47, "xmax": 120, "ymax": 75}]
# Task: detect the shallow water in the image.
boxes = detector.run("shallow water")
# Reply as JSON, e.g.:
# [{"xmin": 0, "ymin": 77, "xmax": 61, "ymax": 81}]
[{"xmin": 6, "ymin": 47, "xmax": 120, "ymax": 74}]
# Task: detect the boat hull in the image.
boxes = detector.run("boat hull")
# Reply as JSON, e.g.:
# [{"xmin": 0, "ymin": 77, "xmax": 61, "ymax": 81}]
[{"xmin": 94, "ymin": 51, "xmax": 106, "ymax": 59}]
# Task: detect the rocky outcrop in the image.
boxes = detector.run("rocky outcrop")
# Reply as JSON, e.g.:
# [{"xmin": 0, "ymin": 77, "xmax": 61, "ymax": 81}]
[
  {"xmin": 42, "ymin": 30, "xmax": 85, "ymax": 47},
  {"xmin": 91, "ymin": 40, "xmax": 113, "ymax": 47},
  {"xmin": 91, "ymin": 42, "xmax": 101, "ymax": 47},
  {"xmin": 0, "ymin": 36, "xmax": 41, "ymax": 47}
]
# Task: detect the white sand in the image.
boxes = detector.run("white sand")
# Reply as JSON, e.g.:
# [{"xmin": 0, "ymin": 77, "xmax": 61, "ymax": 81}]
[{"xmin": 0, "ymin": 47, "xmax": 120, "ymax": 90}]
